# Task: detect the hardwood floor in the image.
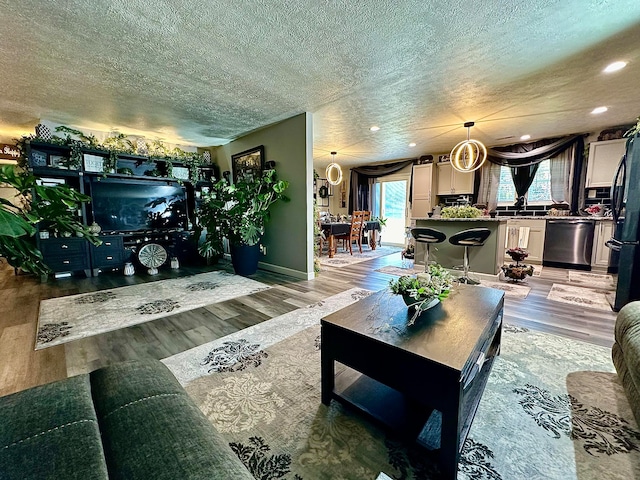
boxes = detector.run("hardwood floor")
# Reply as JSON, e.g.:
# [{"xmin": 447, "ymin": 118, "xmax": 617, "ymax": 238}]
[{"xmin": 0, "ymin": 252, "xmax": 618, "ymax": 397}]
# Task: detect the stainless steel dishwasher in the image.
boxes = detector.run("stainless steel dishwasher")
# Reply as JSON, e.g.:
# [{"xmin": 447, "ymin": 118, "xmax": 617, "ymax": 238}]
[{"xmin": 542, "ymin": 219, "xmax": 596, "ymax": 269}]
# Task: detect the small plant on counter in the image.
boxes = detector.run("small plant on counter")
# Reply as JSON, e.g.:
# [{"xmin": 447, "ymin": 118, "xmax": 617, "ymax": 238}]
[{"xmin": 440, "ymin": 205, "xmax": 483, "ymax": 219}]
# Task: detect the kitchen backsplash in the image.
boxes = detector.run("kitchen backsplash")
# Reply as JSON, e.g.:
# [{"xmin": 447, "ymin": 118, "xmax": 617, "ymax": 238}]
[{"xmin": 439, "ymin": 187, "xmax": 611, "ymax": 217}]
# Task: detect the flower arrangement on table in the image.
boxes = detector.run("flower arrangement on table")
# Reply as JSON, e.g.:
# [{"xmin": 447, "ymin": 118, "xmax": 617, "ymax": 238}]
[
  {"xmin": 388, "ymin": 264, "xmax": 453, "ymax": 326},
  {"xmin": 502, "ymin": 247, "xmax": 534, "ymax": 281}
]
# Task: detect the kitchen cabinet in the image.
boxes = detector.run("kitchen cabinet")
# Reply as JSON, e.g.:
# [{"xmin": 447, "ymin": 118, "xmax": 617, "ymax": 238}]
[
  {"xmin": 411, "ymin": 163, "xmax": 434, "ymax": 217},
  {"xmin": 586, "ymin": 138, "xmax": 626, "ymax": 188},
  {"xmin": 436, "ymin": 162, "xmax": 474, "ymax": 196},
  {"xmin": 504, "ymin": 219, "xmax": 546, "ymax": 264},
  {"xmin": 592, "ymin": 220, "xmax": 614, "ymax": 268}
]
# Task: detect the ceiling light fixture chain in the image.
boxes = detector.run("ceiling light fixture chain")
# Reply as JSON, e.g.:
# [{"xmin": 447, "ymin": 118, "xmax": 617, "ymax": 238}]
[
  {"xmin": 326, "ymin": 151, "xmax": 343, "ymax": 186},
  {"xmin": 449, "ymin": 121, "xmax": 487, "ymax": 173}
]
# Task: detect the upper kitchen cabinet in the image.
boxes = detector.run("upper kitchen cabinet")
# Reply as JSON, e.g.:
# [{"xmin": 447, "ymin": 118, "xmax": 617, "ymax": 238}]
[
  {"xmin": 586, "ymin": 138, "xmax": 626, "ymax": 188},
  {"xmin": 436, "ymin": 162, "xmax": 474, "ymax": 196},
  {"xmin": 411, "ymin": 163, "xmax": 434, "ymax": 217}
]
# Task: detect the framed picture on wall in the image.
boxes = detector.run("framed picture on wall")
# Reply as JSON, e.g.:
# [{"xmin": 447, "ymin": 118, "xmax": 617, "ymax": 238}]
[{"xmin": 232, "ymin": 145, "xmax": 265, "ymax": 183}]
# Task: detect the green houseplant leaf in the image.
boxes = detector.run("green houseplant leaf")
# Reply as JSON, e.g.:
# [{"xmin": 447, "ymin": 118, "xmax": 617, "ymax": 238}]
[{"xmin": 0, "ymin": 164, "xmax": 98, "ymax": 275}]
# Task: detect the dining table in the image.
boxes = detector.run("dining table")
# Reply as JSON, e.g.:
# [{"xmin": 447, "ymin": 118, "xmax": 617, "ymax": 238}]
[{"xmin": 320, "ymin": 221, "xmax": 381, "ymax": 258}]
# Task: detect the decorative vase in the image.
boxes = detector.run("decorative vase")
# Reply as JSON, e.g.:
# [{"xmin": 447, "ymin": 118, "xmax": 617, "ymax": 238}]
[
  {"xmin": 402, "ymin": 294, "xmax": 440, "ymax": 311},
  {"xmin": 35, "ymin": 123, "xmax": 52, "ymax": 141},
  {"xmin": 170, "ymin": 257, "xmax": 180, "ymax": 269},
  {"xmin": 89, "ymin": 222, "xmax": 101, "ymax": 235},
  {"xmin": 124, "ymin": 262, "xmax": 135, "ymax": 276}
]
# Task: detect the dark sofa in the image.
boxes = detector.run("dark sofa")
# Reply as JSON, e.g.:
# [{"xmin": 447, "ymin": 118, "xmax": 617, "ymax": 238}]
[
  {"xmin": 612, "ymin": 301, "xmax": 640, "ymax": 427},
  {"xmin": 0, "ymin": 360, "xmax": 253, "ymax": 479}
]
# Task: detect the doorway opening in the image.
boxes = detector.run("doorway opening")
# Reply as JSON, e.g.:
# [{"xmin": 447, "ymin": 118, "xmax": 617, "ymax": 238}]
[{"xmin": 373, "ymin": 175, "xmax": 409, "ymax": 246}]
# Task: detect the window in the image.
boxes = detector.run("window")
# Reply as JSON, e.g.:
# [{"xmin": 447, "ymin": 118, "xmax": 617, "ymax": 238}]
[{"xmin": 497, "ymin": 160, "xmax": 552, "ymax": 206}]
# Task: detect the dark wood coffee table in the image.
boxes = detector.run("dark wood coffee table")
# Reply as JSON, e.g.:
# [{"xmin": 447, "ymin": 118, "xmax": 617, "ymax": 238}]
[{"xmin": 321, "ymin": 286, "xmax": 504, "ymax": 480}]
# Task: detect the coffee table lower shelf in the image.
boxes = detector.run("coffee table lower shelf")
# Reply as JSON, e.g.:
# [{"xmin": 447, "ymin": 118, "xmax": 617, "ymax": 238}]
[{"xmin": 329, "ymin": 348, "xmax": 497, "ymax": 456}]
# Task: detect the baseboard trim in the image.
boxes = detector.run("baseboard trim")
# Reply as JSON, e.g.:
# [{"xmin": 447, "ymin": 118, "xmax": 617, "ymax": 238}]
[{"xmin": 258, "ymin": 261, "xmax": 314, "ymax": 280}]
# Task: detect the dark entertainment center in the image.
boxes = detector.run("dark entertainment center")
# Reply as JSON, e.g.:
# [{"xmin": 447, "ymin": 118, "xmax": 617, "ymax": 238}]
[{"xmin": 26, "ymin": 140, "xmax": 216, "ymax": 277}]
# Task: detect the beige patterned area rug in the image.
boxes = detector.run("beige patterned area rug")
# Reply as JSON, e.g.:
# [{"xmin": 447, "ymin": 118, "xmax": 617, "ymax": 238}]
[
  {"xmin": 318, "ymin": 246, "xmax": 401, "ymax": 268},
  {"xmin": 568, "ymin": 271, "xmax": 616, "ymax": 290},
  {"xmin": 547, "ymin": 284, "xmax": 613, "ymax": 311},
  {"xmin": 375, "ymin": 264, "xmax": 425, "ymax": 276},
  {"xmin": 178, "ymin": 320, "xmax": 639, "ymax": 479},
  {"xmin": 36, "ymin": 271, "xmax": 270, "ymax": 350},
  {"xmin": 480, "ymin": 280, "xmax": 531, "ymax": 299}
]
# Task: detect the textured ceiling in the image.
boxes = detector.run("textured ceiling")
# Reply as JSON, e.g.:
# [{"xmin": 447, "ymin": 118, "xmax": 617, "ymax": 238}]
[{"xmin": 1, "ymin": 0, "xmax": 640, "ymax": 167}]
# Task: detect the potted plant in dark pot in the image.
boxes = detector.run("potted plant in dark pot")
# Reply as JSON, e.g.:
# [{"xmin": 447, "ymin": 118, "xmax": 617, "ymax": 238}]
[{"xmin": 196, "ymin": 169, "xmax": 289, "ymax": 275}]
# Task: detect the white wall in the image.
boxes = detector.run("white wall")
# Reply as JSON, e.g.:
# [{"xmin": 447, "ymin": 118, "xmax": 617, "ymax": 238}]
[{"xmin": 215, "ymin": 113, "xmax": 314, "ymax": 280}]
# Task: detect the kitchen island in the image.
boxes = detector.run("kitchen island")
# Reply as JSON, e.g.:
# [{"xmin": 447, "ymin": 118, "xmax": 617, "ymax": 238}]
[{"xmin": 411, "ymin": 218, "xmax": 507, "ymax": 275}]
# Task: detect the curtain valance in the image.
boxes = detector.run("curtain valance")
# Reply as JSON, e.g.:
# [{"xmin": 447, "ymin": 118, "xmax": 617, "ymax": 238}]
[
  {"xmin": 348, "ymin": 160, "xmax": 414, "ymax": 213},
  {"xmin": 488, "ymin": 134, "xmax": 584, "ymax": 167}
]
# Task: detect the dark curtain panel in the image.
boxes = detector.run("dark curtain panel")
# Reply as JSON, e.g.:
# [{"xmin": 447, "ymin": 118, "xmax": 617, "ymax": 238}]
[
  {"xmin": 511, "ymin": 164, "xmax": 539, "ymax": 207},
  {"xmin": 570, "ymin": 136, "xmax": 585, "ymax": 214},
  {"xmin": 488, "ymin": 134, "xmax": 584, "ymax": 167},
  {"xmin": 348, "ymin": 160, "xmax": 414, "ymax": 213}
]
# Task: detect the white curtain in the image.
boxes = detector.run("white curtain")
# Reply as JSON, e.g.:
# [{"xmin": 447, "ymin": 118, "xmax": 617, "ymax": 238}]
[
  {"xmin": 477, "ymin": 162, "xmax": 501, "ymax": 211},
  {"xmin": 549, "ymin": 144, "xmax": 573, "ymax": 204}
]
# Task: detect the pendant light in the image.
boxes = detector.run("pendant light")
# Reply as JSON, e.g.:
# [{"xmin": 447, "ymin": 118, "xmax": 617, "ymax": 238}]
[
  {"xmin": 326, "ymin": 151, "xmax": 343, "ymax": 185},
  {"xmin": 450, "ymin": 122, "xmax": 487, "ymax": 173}
]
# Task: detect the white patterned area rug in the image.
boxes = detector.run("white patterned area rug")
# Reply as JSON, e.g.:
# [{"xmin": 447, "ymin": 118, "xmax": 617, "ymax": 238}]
[
  {"xmin": 175, "ymin": 317, "xmax": 639, "ymax": 479},
  {"xmin": 480, "ymin": 280, "xmax": 531, "ymax": 299},
  {"xmin": 568, "ymin": 271, "xmax": 616, "ymax": 290},
  {"xmin": 36, "ymin": 271, "xmax": 271, "ymax": 350},
  {"xmin": 318, "ymin": 246, "xmax": 401, "ymax": 268},
  {"xmin": 163, "ymin": 287, "xmax": 374, "ymax": 385},
  {"xmin": 547, "ymin": 284, "xmax": 613, "ymax": 311}
]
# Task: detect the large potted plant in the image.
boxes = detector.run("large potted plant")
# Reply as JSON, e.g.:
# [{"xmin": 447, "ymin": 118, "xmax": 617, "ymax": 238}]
[
  {"xmin": 196, "ymin": 169, "xmax": 289, "ymax": 275},
  {"xmin": 0, "ymin": 165, "xmax": 99, "ymax": 276}
]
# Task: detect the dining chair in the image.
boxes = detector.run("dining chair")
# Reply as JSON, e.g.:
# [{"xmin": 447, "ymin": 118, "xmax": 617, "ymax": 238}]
[
  {"xmin": 362, "ymin": 211, "xmax": 372, "ymax": 248},
  {"xmin": 335, "ymin": 211, "xmax": 366, "ymax": 255}
]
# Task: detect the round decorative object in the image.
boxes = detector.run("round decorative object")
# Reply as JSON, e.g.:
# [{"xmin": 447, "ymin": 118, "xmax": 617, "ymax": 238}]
[
  {"xmin": 318, "ymin": 185, "xmax": 329, "ymax": 198},
  {"xmin": 326, "ymin": 163, "xmax": 343, "ymax": 186},
  {"xmin": 138, "ymin": 243, "xmax": 167, "ymax": 275},
  {"xmin": 89, "ymin": 222, "xmax": 102, "ymax": 235}
]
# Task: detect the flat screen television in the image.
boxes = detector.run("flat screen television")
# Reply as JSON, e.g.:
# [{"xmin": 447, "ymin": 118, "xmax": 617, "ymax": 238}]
[{"xmin": 91, "ymin": 179, "xmax": 188, "ymax": 232}]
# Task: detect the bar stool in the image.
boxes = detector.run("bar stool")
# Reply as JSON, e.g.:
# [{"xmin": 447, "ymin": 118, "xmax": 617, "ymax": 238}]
[
  {"xmin": 411, "ymin": 227, "xmax": 446, "ymax": 272},
  {"xmin": 448, "ymin": 228, "xmax": 491, "ymax": 284}
]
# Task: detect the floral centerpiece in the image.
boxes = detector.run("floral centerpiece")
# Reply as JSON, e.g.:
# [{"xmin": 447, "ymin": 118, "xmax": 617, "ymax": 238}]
[{"xmin": 388, "ymin": 264, "xmax": 453, "ymax": 326}]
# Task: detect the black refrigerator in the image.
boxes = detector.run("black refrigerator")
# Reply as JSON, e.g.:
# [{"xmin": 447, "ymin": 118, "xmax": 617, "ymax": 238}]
[{"xmin": 607, "ymin": 132, "xmax": 640, "ymax": 311}]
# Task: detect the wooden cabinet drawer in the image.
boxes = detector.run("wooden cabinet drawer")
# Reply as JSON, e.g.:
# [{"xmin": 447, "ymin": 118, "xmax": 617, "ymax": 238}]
[
  {"xmin": 40, "ymin": 238, "xmax": 90, "ymax": 273},
  {"xmin": 90, "ymin": 235, "xmax": 125, "ymax": 268},
  {"xmin": 45, "ymin": 255, "xmax": 90, "ymax": 271},
  {"xmin": 40, "ymin": 238, "xmax": 87, "ymax": 257}
]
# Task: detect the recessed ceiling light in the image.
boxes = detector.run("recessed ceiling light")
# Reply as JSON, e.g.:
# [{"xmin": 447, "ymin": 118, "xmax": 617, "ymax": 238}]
[
  {"xmin": 591, "ymin": 106, "xmax": 608, "ymax": 114},
  {"xmin": 604, "ymin": 61, "xmax": 627, "ymax": 73},
  {"xmin": 408, "ymin": 142, "xmax": 416, "ymax": 147},
  {"xmin": 369, "ymin": 126, "xmax": 380, "ymax": 132},
  {"xmin": 520, "ymin": 134, "xmax": 531, "ymax": 141}
]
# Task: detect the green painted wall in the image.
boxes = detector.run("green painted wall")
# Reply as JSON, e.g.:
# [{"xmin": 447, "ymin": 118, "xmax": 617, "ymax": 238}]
[{"xmin": 215, "ymin": 113, "xmax": 313, "ymax": 279}]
